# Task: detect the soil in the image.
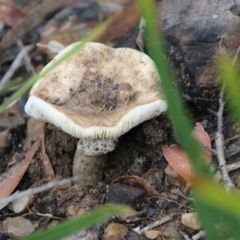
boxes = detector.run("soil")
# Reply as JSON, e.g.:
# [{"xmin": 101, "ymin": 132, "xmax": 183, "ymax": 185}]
[
  {"xmin": 1, "ymin": 106, "xmax": 237, "ymax": 239},
  {"xmin": 0, "ymin": 1, "xmax": 240, "ymax": 240}
]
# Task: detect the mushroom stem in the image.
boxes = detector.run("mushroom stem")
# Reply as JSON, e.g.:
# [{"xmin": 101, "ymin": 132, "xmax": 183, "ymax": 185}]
[
  {"xmin": 73, "ymin": 152, "xmax": 106, "ymax": 186},
  {"xmin": 72, "ymin": 138, "xmax": 117, "ymax": 186}
]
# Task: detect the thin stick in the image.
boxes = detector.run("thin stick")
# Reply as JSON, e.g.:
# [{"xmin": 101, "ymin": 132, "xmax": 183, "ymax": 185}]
[
  {"xmin": 180, "ymin": 230, "xmax": 205, "ymax": 240},
  {"xmin": 198, "ymin": 141, "xmax": 217, "ymax": 155},
  {"xmin": 138, "ymin": 211, "xmax": 183, "ymax": 234},
  {"xmin": 225, "ymin": 134, "xmax": 239, "ymax": 143},
  {"xmin": 17, "ymin": 40, "xmax": 35, "ymax": 75},
  {"xmin": 32, "ymin": 212, "xmax": 64, "ymax": 220},
  {"xmin": 0, "ymin": 175, "xmax": 85, "ymax": 206},
  {"xmin": 192, "ymin": 231, "xmax": 205, "ymax": 240},
  {"xmin": 207, "ymin": 108, "xmax": 217, "ymax": 116},
  {"xmin": 215, "ymin": 44, "xmax": 240, "ymax": 190},
  {"xmin": 159, "ymin": 196, "xmax": 194, "ymax": 211},
  {"xmin": 0, "ymin": 44, "xmax": 34, "ymax": 89},
  {"xmin": 37, "ymin": 40, "xmax": 65, "ymax": 54},
  {"xmin": 215, "ymin": 96, "xmax": 234, "ymax": 189},
  {"xmin": 226, "ymin": 161, "xmax": 240, "ymax": 172},
  {"xmin": 180, "ymin": 231, "xmax": 191, "ymax": 240}
]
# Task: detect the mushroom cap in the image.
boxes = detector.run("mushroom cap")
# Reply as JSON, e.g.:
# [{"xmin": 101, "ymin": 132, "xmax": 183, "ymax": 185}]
[{"xmin": 25, "ymin": 42, "xmax": 167, "ymax": 139}]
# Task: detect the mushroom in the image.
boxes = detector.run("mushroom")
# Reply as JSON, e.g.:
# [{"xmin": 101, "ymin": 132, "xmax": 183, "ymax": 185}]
[{"xmin": 25, "ymin": 42, "xmax": 167, "ymax": 186}]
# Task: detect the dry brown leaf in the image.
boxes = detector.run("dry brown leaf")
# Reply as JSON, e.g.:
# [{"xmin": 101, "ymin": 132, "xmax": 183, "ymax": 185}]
[
  {"xmin": 0, "ymin": 0, "xmax": 136, "ymax": 50},
  {"xmin": 0, "ymin": 4, "xmax": 25, "ymax": 27},
  {"xmin": 112, "ymin": 175, "xmax": 162, "ymax": 197},
  {"xmin": 0, "ymin": 0, "xmax": 43, "ymax": 13},
  {"xmin": 192, "ymin": 122, "xmax": 212, "ymax": 164},
  {"xmin": 98, "ymin": 2, "xmax": 140, "ymax": 43},
  {"xmin": 161, "ymin": 122, "xmax": 212, "ymax": 187},
  {"xmin": 41, "ymin": 123, "xmax": 55, "ymax": 181},
  {"xmin": 161, "ymin": 145, "xmax": 193, "ymax": 185},
  {"xmin": 0, "ymin": 136, "xmax": 41, "ymax": 209},
  {"xmin": 0, "ymin": 0, "xmax": 81, "ymax": 50}
]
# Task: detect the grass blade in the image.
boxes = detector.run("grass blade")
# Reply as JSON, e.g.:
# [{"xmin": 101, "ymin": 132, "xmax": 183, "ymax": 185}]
[
  {"xmin": 137, "ymin": 0, "xmax": 210, "ymax": 175},
  {"xmin": 22, "ymin": 204, "xmax": 131, "ymax": 240},
  {"xmin": 0, "ymin": 18, "xmax": 111, "ymax": 113},
  {"xmin": 137, "ymin": 1, "xmax": 240, "ymax": 239},
  {"xmin": 218, "ymin": 54, "xmax": 240, "ymax": 123}
]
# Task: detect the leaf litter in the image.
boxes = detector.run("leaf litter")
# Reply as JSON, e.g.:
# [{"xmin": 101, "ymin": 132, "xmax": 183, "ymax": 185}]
[{"xmin": 1, "ymin": 0, "xmax": 240, "ymax": 239}]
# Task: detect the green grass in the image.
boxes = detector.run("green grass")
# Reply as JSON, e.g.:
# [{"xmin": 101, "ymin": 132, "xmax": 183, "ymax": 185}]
[
  {"xmin": 1, "ymin": 1, "xmax": 240, "ymax": 239},
  {"xmin": 138, "ymin": 0, "xmax": 240, "ymax": 239},
  {"xmin": 21, "ymin": 205, "xmax": 132, "ymax": 240},
  {"xmin": 0, "ymin": 18, "xmax": 111, "ymax": 112}
]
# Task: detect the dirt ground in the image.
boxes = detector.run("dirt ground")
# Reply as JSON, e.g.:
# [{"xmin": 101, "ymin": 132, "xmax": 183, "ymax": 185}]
[{"xmin": 1, "ymin": 0, "xmax": 240, "ymax": 240}]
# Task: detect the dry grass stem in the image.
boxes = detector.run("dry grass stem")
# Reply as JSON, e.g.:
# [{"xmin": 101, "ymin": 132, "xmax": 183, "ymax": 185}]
[{"xmin": 0, "ymin": 44, "xmax": 34, "ymax": 89}]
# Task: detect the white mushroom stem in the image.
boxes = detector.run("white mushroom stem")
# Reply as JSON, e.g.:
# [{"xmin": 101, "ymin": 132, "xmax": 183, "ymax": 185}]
[
  {"xmin": 72, "ymin": 138, "xmax": 117, "ymax": 186},
  {"xmin": 73, "ymin": 153, "xmax": 106, "ymax": 186}
]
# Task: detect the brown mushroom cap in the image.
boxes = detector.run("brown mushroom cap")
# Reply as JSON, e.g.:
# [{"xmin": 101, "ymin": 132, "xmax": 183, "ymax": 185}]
[{"xmin": 25, "ymin": 42, "xmax": 167, "ymax": 139}]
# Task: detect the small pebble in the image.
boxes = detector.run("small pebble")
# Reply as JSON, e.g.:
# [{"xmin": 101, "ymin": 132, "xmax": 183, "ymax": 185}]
[
  {"xmin": 9, "ymin": 194, "xmax": 33, "ymax": 213},
  {"xmin": 105, "ymin": 184, "xmax": 145, "ymax": 210},
  {"xmin": 124, "ymin": 230, "xmax": 141, "ymax": 240},
  {"xmin": 144, "ymin": 229, "xmax": 161, "ymax": 239},
  {"xmin": 181, "ymin": 212, "xmax": 201, "ymax": 230},
  {"xmin": 66, "ymin": 205, "xmax": 78, "ymax": 217},
  {"xmin": 162, "ymin": 225, "xmax": 182, "ymax": 240},
  {"xmin": 162, "ymin": 231, "xmax": 170, "ymax": 238},
  {"xmin": 3, "ymin": 216, "xmax": 35, "ymax": 238},
  {"xmin": 164, "ymin": 164, "xmax": 179, "ymax": 178},
  {"xmin": 89, "ymin": 67, "xmax": 97, "ymax": 74},
  {"xmin": 145, "ymin": 205, "xmax": 157, "ymax": 218},
  {"xmin": 77, "ymin": 208, "xmax": 86, "ymax": 217},
  {"xmin": 150, "ymin": 197, "xmax": 169, "ymax": 209},
  {"xmin": 102, "ymin": 223, "xmax": 128, "ymax": 240}
]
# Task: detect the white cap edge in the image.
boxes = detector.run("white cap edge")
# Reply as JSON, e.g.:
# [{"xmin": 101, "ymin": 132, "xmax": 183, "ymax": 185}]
[{"xmin": 25, "ymin": 95, "xmax": 167, "ymax": 139}]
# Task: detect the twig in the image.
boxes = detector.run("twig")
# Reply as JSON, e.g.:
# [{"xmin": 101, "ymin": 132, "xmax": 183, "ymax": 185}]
[
  {"xmin": 159, "ymin": 196, "xmax": 194, "ymax": 211},
  {"xmin": 33, "ymin": 212, "xmax": 64, "ymax": 220},
  {"xmin": 0, "ymin": 175, "xmax": 85, "ymax": 207},
  {"xmin": 198, "ymin": 141, "xmax": 217, "ymax": 155},
  {"xmin": 17, "ymin": 40, "xmax": 35, "ymax": 75},
  {"xmin": 226, "ymin": 161, "xmax": 240, "ymax": 172},
  {"xmin": 169, "ymin": 187, "xmax": 193, "ymax": 201},
  {"xmin": 0, "ymin": 44, "xmax": 34, "ymax": 90},
  {"xmin": 138, "ymin": 211, "xmax": 183, "ymax": 234},
  {"xmin": 225, "ymin": 134, "xmax": 239, "ymax": 143},
  {"xmin": 180, "ymin": 230, "xmax": 205, "ymax": 240},
  {"xmin": 225, "ymin": 143, "xmax": 240, "ymax": 159},
  {"xmin": 22, "ymin": 208, "xmax": 64, "ymax": 220},
  {"xmin": 37, "ymin": 40, "xmax": 65, "ymax": 54},
  {"xmin": 192, "ymin": 231, "xmax": 205, "ymax": 240},
  {"xmin": 215, "ymin": 161, "xmax": 240, "ymax": 182},
  {"xmin": 207, "ymin": 108, "xmax": 217, "ymax": 116},
  {"xmin": 180, "ymin": 231, "xmax": 191, "ymax": 240},
  {"xmin": 215, "ymin": 106, "xmax": 234, "ymax": 189},
  {"xmin": 215, "ymin": 44, "xmax": 240, "ymax": 190}
]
